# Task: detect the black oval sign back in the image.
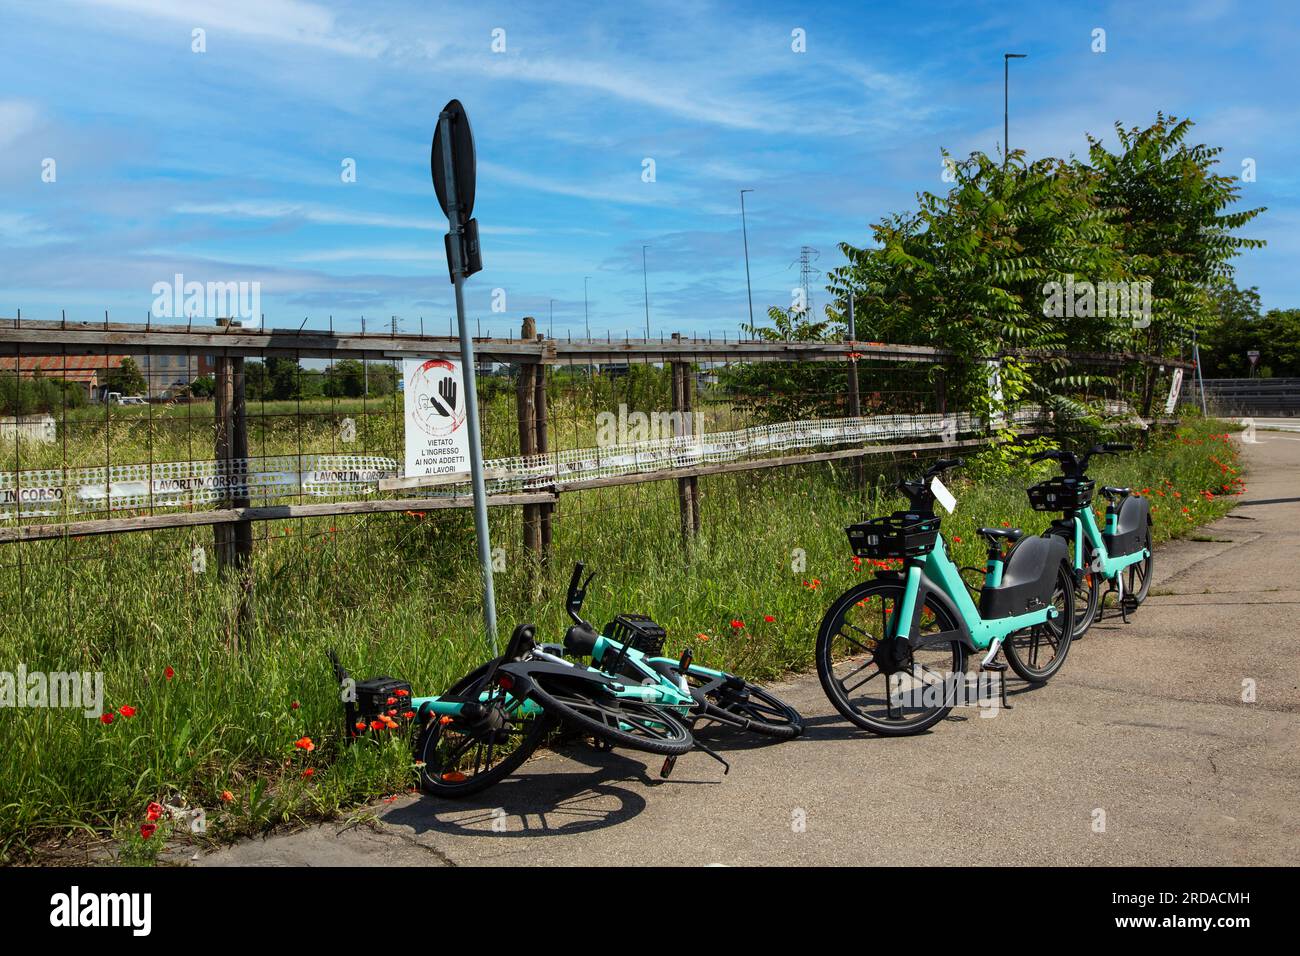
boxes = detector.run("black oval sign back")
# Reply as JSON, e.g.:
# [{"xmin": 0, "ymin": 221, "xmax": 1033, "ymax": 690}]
[{"xmin": 431, "ymin": 99, "xmax": 476, "ymax": 223}]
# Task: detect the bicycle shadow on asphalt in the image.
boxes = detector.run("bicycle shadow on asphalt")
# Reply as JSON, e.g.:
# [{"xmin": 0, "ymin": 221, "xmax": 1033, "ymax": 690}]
[
  {"xmin": 381, "ymin": 741, "xmax": 713, "ymax": 839},
  {"xmin": 793, "ymin": 677, "xmax": 1053, "ymax": 740}
]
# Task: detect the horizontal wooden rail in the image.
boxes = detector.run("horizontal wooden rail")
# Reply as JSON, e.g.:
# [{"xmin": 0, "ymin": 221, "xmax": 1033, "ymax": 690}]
[
  {"xmin": 0, "ymin": 319, "xmax": 1188, "ymax": 368},
  {"xmin": 0, "ymin": 492, "xmax": 556, "ymax": 543}
]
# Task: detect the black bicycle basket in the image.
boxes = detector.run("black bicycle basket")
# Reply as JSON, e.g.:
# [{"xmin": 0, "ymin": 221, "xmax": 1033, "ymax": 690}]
[
  {"xmin": 846, "ymin": 511, "xmax": 942, "ymax": 559},
  {"xmin": 1027, "ymin": 476, "xmax": 1095, "ymax": 512},
  {"xmin": 602, "ymin": 614, "xmax": 666, "ymax": 656}
]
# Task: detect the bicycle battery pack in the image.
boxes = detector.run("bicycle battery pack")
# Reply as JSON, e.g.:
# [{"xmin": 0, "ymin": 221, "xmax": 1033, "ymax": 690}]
[
  {"xmin": 1104, "ymin": 494, "xmax": 1151, "ymax": 558},
  {"xmin": 978, "ymin": 533, "xmax": 1068, "ymax": 620}
]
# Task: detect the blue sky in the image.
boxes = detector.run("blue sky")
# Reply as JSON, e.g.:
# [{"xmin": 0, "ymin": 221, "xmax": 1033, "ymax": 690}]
[{"xmin": 1, "ymin": 0, "xmax": 1295, "ymax": 336}]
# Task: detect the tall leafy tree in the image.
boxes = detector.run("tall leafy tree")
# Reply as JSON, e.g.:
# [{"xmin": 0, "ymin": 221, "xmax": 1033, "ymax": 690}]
[{"xmin": 1087, "ymin": 114, "xmax": 1265, "ymax": 413}]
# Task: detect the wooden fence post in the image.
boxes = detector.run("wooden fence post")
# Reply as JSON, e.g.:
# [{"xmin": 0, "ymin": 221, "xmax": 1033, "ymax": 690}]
[
  {"xmin": 516, "ymin": 317, "xmax": 542, "ymax": 576},
  {"xmin": 670, "ymin": 335, "xmax": 699, "ymax": 544},
  {"xmin": 533, "ymin": 329, "xmax": 552, "ymax": 565},
  {"xmin": 846, "ymin": 297, "xmax": 865, "ymax": 488},
  {"xmin": 213, "ymin": 343, "xmax": 252, "ymax": 644}
]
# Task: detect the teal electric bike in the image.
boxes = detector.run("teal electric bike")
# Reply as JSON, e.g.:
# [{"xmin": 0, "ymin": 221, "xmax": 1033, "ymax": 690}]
[
  {"xmin": 815, "ymin": 457, "xmax": 1075, "ymax": 736},
  {"xmin": 330, "ymin": 619, "xmax": 698, "ymax": 798},
  {"xmin": 330, "ymin": 564, "xmax": 801, "ymax": 797},
  {"xmin": 1028, "ymin": 442, "xmax": 1153, "ymax": 639}
]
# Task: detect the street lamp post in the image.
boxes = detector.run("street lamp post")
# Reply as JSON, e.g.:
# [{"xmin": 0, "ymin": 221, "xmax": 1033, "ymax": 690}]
[
  {"xmin": 641, "ymin": 244, "xmax": 651, "ymax": 341},
  {"xmin": 583, "ymin": 276, "xmax": 591, "ymax": 339},
  {"xmin": 1004, "ymin": 53, "xmax": 1027, "ymax": 167},
  {"xmin": 740, "ymin": 188, "xmax": 755, "ymax": 331}
]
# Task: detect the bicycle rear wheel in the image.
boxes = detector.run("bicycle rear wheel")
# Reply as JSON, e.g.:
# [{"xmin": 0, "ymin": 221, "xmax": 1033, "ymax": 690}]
[
  {"xmin": 1002, "ymin": 561, "xmax": 1075, "ymax": 683},
  {"xmin": 816, "ymin": 579, "xmax": 967, "ymax": 736},
  {"xmin": 416, "ymin": 659, "xmax": 555, "ymax": 798},
  {"xmin": 682, "ymin": 667, "xmax": 803, "ymax": 739},
  {"xmin": 525, "ymin": 672, "xmax": 694, "ymax": 756},
  {"xmin": 1124, "ymin": 527, "xmax": 1154, "ymax": 605}
]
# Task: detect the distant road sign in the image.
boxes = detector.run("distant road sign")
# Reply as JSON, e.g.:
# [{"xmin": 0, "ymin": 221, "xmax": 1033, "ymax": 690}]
[{"xmin": 431, "ymin": 99, "xmax": 476, "ymax": 224}]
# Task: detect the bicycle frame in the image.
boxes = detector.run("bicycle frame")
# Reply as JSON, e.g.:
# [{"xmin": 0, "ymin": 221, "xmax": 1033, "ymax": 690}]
[
  {"xmin": 408, "ymin": 638, "xmax": 696, "ymax": 725},
  {"xmin": 895, "ymin": 535, "xmax": 1059, "ymax": 652},
  {"xmin": 1062, "ymin": 506, "xmax": 1150, "ymax": 580}
]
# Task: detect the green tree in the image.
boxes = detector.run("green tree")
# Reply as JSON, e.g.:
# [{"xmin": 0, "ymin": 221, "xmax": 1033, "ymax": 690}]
[
  {"xmin": 107, "ymin": 357, "xmax": 147, "ymax": 396},
  {"xmin": 721, "ymin": 306, "xmax": 848, "ymax": 424},
  {"xmin": 1087, "ymin": 114, "xmax": 1265, "ymax": 413}
]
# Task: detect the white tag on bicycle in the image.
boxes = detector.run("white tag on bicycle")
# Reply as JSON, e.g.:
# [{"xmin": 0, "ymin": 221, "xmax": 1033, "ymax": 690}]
[{"xmin": 930, "ymin": 476, "xmax": 957, "ymax": 514}]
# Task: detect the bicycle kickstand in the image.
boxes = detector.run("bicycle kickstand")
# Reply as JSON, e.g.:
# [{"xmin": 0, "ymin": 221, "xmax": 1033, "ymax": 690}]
[
  {"xmin": 979, "ymin": 638, "xmax": 1011, "ymax": 710},
  {"xmin": 660, "ymin": 739, "xmax": 731, "ymax": 779}
]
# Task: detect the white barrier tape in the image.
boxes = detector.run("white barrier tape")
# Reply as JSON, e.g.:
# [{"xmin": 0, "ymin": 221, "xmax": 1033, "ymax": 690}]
[{"xmin": 1, "ymin": 404, "xmax": 1087, "ymax": 520}]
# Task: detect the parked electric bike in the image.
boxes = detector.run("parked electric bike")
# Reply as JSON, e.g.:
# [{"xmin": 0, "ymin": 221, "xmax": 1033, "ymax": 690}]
[
  {"xmin": 816, "ymin": 457, "xmax": 1075, "ymax": 736},
  {"xmin": 1029, "ymin": 442, "xmax": 1153, "ymax": 639}
]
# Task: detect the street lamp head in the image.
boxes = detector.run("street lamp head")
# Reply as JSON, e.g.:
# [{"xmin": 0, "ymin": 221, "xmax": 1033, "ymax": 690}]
[{"xmin": 1005, "ymin": 52, "xmax": 1027, "ymax": 59}]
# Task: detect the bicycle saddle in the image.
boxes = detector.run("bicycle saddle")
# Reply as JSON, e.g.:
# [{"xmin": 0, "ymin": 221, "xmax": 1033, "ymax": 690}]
[
  {"xmin": 978, "ymin": 527, "xmax": 1024, "ymax": 546},
  {"xmin": 563, "ymin": 622, "xmax": 599, "ymax": 657},
  {"xmin": 1101, "ymin": 486, "xmax": 1132, "ymax": 500}
]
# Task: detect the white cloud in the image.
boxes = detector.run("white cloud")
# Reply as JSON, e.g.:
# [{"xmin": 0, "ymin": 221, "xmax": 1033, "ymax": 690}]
[
  {"xmin": 437, "ymin": 51, "xmax": 773, "ymax": 131},
  {"xmin": 174, "ymin": 199, "xmax": 538, "ymax": 234},
  {"xmin": 68, "ymin": 0, "xmax": 384, "ymax": 56}
]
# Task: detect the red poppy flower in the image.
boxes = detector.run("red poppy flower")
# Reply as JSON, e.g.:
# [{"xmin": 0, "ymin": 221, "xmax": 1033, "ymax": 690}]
[
  {"xmin": 730, "ymin": 619, "xmax": 744, "ymax": 629},
  {"xmin": 293, "ymin": 736, "xmax": 315, "ymax": 753},
  {"xmin": 301, "ymin": 768, "xmax": 314, "ymax": 778},
  {"xmin": 146, "ymin": 802, "xmax": 165, "ymax": 822},
  {"xmin": 100, "ymin": 712, "xmax": 114, "ymax": 725},
  {"xmin": 953, "ymin": 536, "xmax": 962, "ymax": 544},
  {"xmin": 395, "ymin": 689, "xmax": 410, "ymax": 697},
  {"xmin": 220, "ymin": 790, "xmax": 234, "ymax": 803},
  {"xmin": 118, "ymin": 705, "xmax": 137, "ymax": 718},
  {"xmin": 140, "ymin": 823, "xmax": 157, "ymax": 840},
  {"xmin": 369, "ymin": 719, "xmax": 385, "ymax": 731},
  {"xmin": 164, "ymin": 666, "xmax": 175, "ymax": 681},
  {"xmin": 291, "ymin": 700, "xmax": 300, "ymax": 710},
  {"xmin": 697, "ymin": 633, "xmax": 711, "ymax": 642},
  {"xmin": 763, "ymin": 615, "xmax": 776, "ymax": 623}
]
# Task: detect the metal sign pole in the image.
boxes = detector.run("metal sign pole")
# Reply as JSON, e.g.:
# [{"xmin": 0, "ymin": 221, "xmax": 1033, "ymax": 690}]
[
  {"xmin": 1192, "ymin": 332, "xmax": 1208, "ymax": 417},
  {"xmin": 437, "ymin": 108, "xmax": 498, "ymax": 649}
]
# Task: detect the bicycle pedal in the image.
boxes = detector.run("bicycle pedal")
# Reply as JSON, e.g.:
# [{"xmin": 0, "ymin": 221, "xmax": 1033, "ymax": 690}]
[{"xmin": 980, "ymin": 660, "xmax": 1007, "ymax": 672}]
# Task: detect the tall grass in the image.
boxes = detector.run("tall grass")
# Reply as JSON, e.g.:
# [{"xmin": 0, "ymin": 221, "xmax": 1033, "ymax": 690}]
[{"xmin": 0, "ymin": 415, "xmax": 1242, "ymax": 861}]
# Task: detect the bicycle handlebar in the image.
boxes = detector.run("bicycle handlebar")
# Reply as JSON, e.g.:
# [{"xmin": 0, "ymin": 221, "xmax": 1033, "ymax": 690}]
[
  {"xmin": 897, "ymin": 458, "xmax": 965, "ymax": 510},
  {"xmin": 566, "ymin": 562, "xmax": 594, "ymax": 625},
  {"xmin": 1033, "ymin": 442, "xmax": 1133, "ymax": 477}
]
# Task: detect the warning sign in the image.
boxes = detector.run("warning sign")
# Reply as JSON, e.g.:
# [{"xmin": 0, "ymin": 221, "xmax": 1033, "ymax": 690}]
[{"xmin": 403, "ymin": 357, "xmax": 471, "ymax": 477}]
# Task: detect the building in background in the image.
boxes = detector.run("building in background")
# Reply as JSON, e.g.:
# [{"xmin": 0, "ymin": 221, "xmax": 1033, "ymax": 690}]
[
  {"xmin": 130, "ymin": 353, "xmax": 216, "ymax": 397},
  {"xmin": 0, "ymin": 354, "xmax": 128, "ymax": 402}
]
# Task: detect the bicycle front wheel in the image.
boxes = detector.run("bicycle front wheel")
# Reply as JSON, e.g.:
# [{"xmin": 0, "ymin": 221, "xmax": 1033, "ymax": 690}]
[
  {"xmin": 1045, "ymin": 526, "xmax": 1100, "ymax": 639},
  {"xmin": 816, "ymin": 579, "xmax": 967, "ymax": 736},
  {"xmin": 682, "ymin": 667, "xmax": 804, "ymax": 739},
  {"xmin": 526, "ymin": 673, "xmax": 694, "ymax": 756}
]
